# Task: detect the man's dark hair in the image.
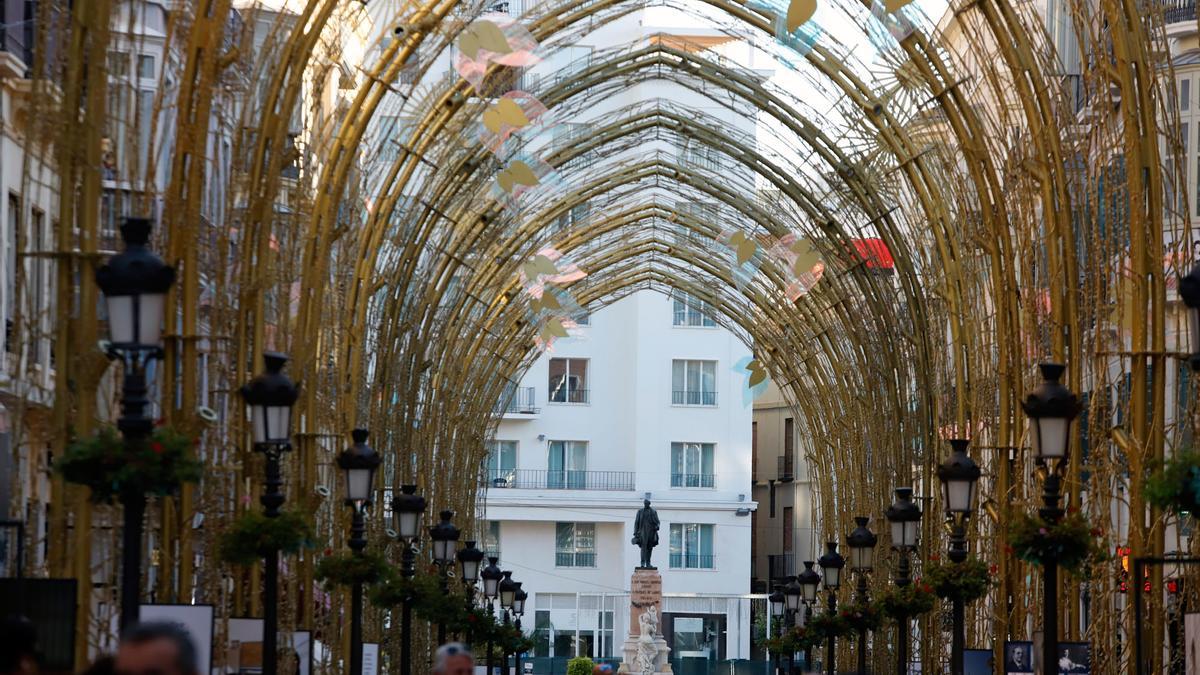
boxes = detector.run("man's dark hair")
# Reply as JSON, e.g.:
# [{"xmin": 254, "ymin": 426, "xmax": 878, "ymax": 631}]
[
  {"xmin": 0, "ymin": 615, "xmax": 39, "ymax": 673},
  {"xmin": 121, "ymin": 621, "xmax": 199, "ymax": 674}
]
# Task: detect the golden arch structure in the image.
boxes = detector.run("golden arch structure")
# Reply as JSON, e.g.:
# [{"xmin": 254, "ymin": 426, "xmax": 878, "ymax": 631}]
[{"xmin": 3, "ymin": 0, "xmax": 1195, "ymax": 669}]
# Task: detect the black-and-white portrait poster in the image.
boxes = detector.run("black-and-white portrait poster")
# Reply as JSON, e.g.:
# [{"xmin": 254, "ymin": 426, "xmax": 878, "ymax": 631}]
[
  {"xmin": 1004, "ymin": 641, "xmax": 1034, "ymax": 675},
  {"xmin": 964, "ymin": 648, "xmax": 994, "ymax": 675},
  {"xmin": 139, "ymin": 604, "xmax": 214, "ymax": 675},
  {"xmin": 1056, "ymin": 642, "xmax": 1090, "ymax": 673}
]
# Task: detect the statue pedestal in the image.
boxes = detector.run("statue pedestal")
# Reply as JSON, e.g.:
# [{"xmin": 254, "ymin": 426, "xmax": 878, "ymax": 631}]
[{"xmin": 617, "ymin": 568, "xmax": 672, "ymax": 675}]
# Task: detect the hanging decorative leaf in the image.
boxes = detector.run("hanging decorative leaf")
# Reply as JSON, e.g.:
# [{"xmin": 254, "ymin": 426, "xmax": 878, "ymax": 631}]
[
  {"xmin": 458, "ymin": 20, "xmax": 513, "ymax": 60},
  {"xmin": 786, "ymin": 0, "xmax": 817, "ymax": 33},
  {"xmin": 482, "ymin": 97, "xmax": 531, "ymax": 134},
  {"xmin": 496, "ymin": 160, "xmax": 540, "ymax": 193}
]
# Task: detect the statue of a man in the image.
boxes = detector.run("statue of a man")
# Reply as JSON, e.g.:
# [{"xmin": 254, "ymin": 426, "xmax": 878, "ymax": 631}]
[{"xmin": 632, "ymin": 499, "xmax": 659, "ymax": 568}]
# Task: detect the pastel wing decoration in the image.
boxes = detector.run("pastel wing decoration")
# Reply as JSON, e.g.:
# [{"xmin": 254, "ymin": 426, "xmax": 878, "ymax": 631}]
[
  {"xmin": 478, "ymin": 92, "xmax": 549, "ymax": 155},
  {"xmin": 454, "ymin": 16, "xmax": 541, "ymax": 88},
  {"xmin": 786, "ymin": 0, "xmax": 817, "ymax": 32},
  {"xmin": 735, "ymin": 356, "xmax": 771, "ymax": 406}
]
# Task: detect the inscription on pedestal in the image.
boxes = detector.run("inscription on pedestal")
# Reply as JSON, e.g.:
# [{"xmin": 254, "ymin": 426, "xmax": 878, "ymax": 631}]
[{"xmin": 629, "ymin": 568, "xmax": 662, "ymax": 637}]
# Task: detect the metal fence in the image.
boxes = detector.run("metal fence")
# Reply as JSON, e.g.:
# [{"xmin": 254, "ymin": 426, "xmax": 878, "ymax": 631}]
[
  {"xmin": 672, "ymin": 390, "xmax": 717, "ymax": 406},
  {"xmin": 482, "ymin": 469, "xmax": 636, "ymax": 491},
  {"xmin": 671, "ymin": 473, "xmax": 716, "ymax": 488}
]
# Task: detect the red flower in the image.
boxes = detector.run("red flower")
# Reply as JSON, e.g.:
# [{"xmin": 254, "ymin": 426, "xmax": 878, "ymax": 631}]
[
  {"xmin": 468, "ymin": 614, "xmax": 477, "ymax": 623},
  {"xmin": 150, "ymin": 442, "xmax": 165, "ymax": 454},
  {"xmin": 988, "ymin": 564, "xmax": 998, "ymax": 575},
  {"xmin": 324, "ymin": 547, "xmax": 333, "ymax": 556},
  {"xmin": 929, "ymin": 554, "xmax": 940, "ymax": 561},
  {"xmin": 1067, "ymin": 506, "xmax": 1079, "ymax": 514},
  {"xmin": 921, "ymin": 584, "xmax": 932, "ymax": 594},
  {"xmin": 1090, "ymin": 528, "xmax": 1103, "ymax": 536}
]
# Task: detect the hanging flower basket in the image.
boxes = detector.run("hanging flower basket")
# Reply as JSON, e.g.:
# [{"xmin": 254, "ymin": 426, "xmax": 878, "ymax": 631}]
[
  {"xmin": 924, "ymin": 557, "xmax": 993, "ymax": 602},
  {"xmin": 56, "ymin": 425, "xmax": 203, "ymax": 503},
  {"xmin": 877, "ymin": 582, "xmax": 936, "ymax": 620},
  {"xmin": 1008, "ymin": 510, "xmax": 1107, "ymax": 575},
  {"xmin": 314, "ymin": 551, "xmax": 391, "ymax": 588},
  {"xmin": 215, "ymin": 510, "xmax": 315, "ymax": 566},
  {"xmin": 839, "ymin": 600, "xmax": 883, "ymax": 632},
  {"xmin": 763, "ymin": 626, "xmax": 819, "ymax": 654},
  {"xmin": 805, "ymin": 612, "xmax": 852, "ymax": 641},
  {"xmin": 1145, "ymin": 451, "xmax": 1200, "ymax": 515}
]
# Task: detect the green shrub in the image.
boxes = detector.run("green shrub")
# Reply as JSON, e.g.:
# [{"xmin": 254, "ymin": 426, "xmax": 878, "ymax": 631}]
[{"xmin": 566, "ymin": 656, "xmax": 594, "ymax": 675}]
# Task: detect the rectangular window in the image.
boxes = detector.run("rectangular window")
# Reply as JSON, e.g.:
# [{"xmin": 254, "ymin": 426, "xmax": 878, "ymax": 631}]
[
  {"xmin": 672, "ymin": 359, "xmax": 717, "ymax": 406},
  {"xmin": 5, "ymin": 194, "xmax": 17, "ymax": 354},
  {"xmin": 784, "ymin": 417, "xmax": 794, "ymax": 456},
  {"xmin": 669, "ymin": 523, "xmax": 715, "ymax": 569},
  {"xmin": 671, "ymin": 442, "xmax": 715, "ymax": 488},
  {"xmin": 547, "ymin": 440, "xmax": 587, "ymax": 488},
  {"xmin": 1183, "ymin": 122, "xmax": 1190, "ymax": 215},
  {"xmin": 483, "ymin": 521, "xmax": 501, "ymax": 559},
  {"xmin": 549, "ymin": 357, "xmax": 589, "ymax": 403},
  {"xmin": 783, "ymin": 507, "xmax": 794, "ymax": 553},
  {"xmin": 672, "ymin": 291, "xmax": 717, "ymax": 327},
  {"xmin": 1183, "ymin": 77, "xmax": 1191, "ymax": 112},
  {"xmin": 751, "ymin": 422, "xmax": 758, "ymax": 482},
  {"xmin": 484, "ymin": 440, "xmax": 517, "ymax": 484},
  {"xmin": 137, "ymin": 54, "xmax": 156, "ymax": 80},
  {"xmin": 29, "ymin": 209, "xmax": 43, "ymax": 362},
  {"xmin": 555, "ymin": 522, "xmax": 596, "ymax": 567}
]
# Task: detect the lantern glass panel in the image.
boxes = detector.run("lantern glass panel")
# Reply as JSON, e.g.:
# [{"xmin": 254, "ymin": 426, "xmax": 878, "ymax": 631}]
[
  {"xmin": 945, "ymin": 479, "xmax": 974, "ymax": 513},
  {"xmin": 345, "ymin": 468, "xmax": 372, "ymax": 503},
  {"xmin": 251, "ymin": 405, "xmax": 292, "ymax": 445},
  {"xmin": 105, "ymin": 296, "xmax": 135, "ymax": 345},
  {"xmin": 801, "ymin": 582, "xmax": 817, "ymax": 603},
  {"xmin": 137, "ymin": 293, "xmax": 166, "ymax": 345},
  {"xmin": 1031, "ymin": 417, "xmax": 1069, "ymax": 459},
  {"xmin": 769, "ymin": 597, "xmax": 784, "ymax": 617},
  {"xmin": 514, "ymin": 596, "xmax": 526, "ymax": 614},
  {"xmin": 433, "ymin": 539, "xmax": 454, "ymax": 564},
  {"xmin": 784, "ymin": 587, "xmax": 801, "ymax": 612},
  {"xmin": 822, "ymin": 566, "xmax": 840, "ymax": 589},
  {"xmin": 462, "ymin": 559, "xmax": 480, "ymax": 583},
  {"xmin": 850, "ymin": 546, "xmax": 872, "ymax": 571},
  {"xmin": 501, "ymin": 587, "xmax": 516, "ymax": 608},
  {"xmin": 395, "ymin": 511, "xmax": 420, "ymax": 541},
  {"xmin": 484, "ymin": 577, "xmax": 499, "ymax": 599}
]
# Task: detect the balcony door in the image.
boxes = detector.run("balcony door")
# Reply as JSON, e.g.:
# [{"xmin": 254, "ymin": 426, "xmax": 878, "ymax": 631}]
[{"xmin": 548, "ymin": 440, "xmax": 587, "ymax": 489}]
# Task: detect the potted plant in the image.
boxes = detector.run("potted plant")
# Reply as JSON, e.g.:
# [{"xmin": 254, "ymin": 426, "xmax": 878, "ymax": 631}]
[
  {"xmin": 1146, "ymin": 450, "xmax": 1200, "ymax": 514},
  {"xmin": 56, "ymin": 425, "xmax": 202, "ymax": 502},
  {"xmin": 924, "ymin": 556, "xmax": 993, "ymax": 602},
  {"xmin": 1008, "ymin": 510, "xmax": 1107, "ymax": 575}
]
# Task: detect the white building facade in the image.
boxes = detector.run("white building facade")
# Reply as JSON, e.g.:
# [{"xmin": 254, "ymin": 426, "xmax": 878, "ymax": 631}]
[{"xmin": 483, "ymin": 289, "xmax": 756, "ymax": 670}]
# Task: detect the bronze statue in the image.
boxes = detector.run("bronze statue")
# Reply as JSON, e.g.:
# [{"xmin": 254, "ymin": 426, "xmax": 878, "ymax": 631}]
[{"xmin": 632, "ymin": 499, "xmax": 659, "ymax": 568}]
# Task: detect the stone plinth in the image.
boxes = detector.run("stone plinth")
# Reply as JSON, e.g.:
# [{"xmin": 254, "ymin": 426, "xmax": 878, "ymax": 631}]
[{"xmin": 618, "ymin": 568, "xmax": 672, "ymax": 675}]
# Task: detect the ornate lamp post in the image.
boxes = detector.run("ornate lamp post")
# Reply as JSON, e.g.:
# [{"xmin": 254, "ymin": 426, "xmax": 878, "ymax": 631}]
[
  {"xmin": 458, "ymin": 540, "xmax": 485, "ymax": 615},
  {"xmin": 783, "ymin": 576, "xmax": 803, "ymax": 675},
  {"xmin": 513, "ymin": 585, "xmax": 528, "ymax": 675},
  {"xmin": 391, "ymin": 485, "xmax": 427, "ymax": 675},
  {"xmin": 239, "ymin": 352, "xmax": 299, "ymax": 675},
  {"xmin": 481, "ymin": 557, "xmax": 503, "ymax": 674},
  {"xmin": 797, "ymin": 561, "xmax": 821, "ymax": 671},
  {"xmin": 769, "ymin": 585, "xmax": 786, "ymax": 674},
  {"xmin": 95, "ymin": 216, "xmax": 176, "ymax": 631},
  {"xmin": 1180, "ymin": 263, "xmax": 1200, "ymax": 371},
  {"xmin": 1022, "ymin": 363, "xmax": 1080, "ymax": 675},
  {"xmin": 429, "ymin": 510, "xmax": 461, "ymax": 644},
  {"xmin": 337, "ymin": 429, "xmax": 380, "ymax": 675},
  {"xmin": 818, "ymin": 543, "xmax": 845, "ymax": 675},
  {"xmin": 885, "ymin": 487, "xmax": 922, "ymax": 675},
  {"xmin": 937, "ymin": 438, "xmax": 981, "ymax": 675},
  {"xmin": 499, "ymin": 571, "xmax": 517, "ymax": 673},
  {"xmin": 847, "ymin": 517, "xmax": 877, "ymax": 675}
]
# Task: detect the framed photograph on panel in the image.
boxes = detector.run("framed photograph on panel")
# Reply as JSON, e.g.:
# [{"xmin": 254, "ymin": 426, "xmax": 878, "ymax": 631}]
[
  {"xmin": 224, "ymin": 618, "xmax": 312, "ymax": 675},
  {"xmin": 1056, "ymin": 642, "xmax": 1090, "ymax": 673},
  {"xmin": 1003, "ymin": 641, "xmax": 1034, "ymax": 675},
  {"xmin": 138, "ymin": 604, "xmax": 215, "ymax": 675},
  {"xmin": 362, "ymin": 643, "xmax": 379, "ymax": 675}
]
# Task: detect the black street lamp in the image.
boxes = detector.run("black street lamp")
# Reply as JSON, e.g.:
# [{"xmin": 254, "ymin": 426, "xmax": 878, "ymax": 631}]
[
  {"xmin": 937, "ymin": 438, "xmax": 981, "ymax": 675},
  {"xmin": 337, "ymin": 429, "xmax": 380, "ymax": 675},
  {"xmin": 818, "ymin": 543, "xmax": 845, "ymax": 675},
  {"xmin": 239, "ymin": 351, "xmax": 299, "ymax": 675},
  {"xmin": 95, "ymin": 216, "xmax": 176, "ymax": 631},
  {"xmin": 513, "ymin": 585, "xmax": 528, "ymax": 675},
  {"xmin": 797, "ymin": 561, "xmax": 821, "ymax": 671},
  {"xmin": 458, "ymin": 540, "xmax": 485, "ymax": 617},
  {"xmin": 391, "ymin": 485, "xmax": 427, "ymax": 675},
  {"xmin": 885, "ymin": 487, "xmax": 922, "ymax": 675},
  {"xmin": 769, "ymin": 584, "xmax": 786, "ymax": 674},
  {"xmin": 1180, "ymin": 263, "xmax": 1200, "ymax": 371},
  {"xmin": 1022, "ymin": 363, "xmax": 1080, "ymax": 675},
  {"xmin": 499, "ymin": 571, "xmax": 517, "ymax": 674},
  {"xmin": 481, "ymin": 556, "xmax": 503, "ymax": 674},
  {"xmin": 847, "ymin": 516, "xmax": 877, "ymax": 675},
  {"xmin": 429, "ymin": 510, "xmax": 461, "ymax": 644}
]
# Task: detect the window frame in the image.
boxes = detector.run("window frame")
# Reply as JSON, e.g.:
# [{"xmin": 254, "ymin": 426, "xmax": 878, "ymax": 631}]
[
  {"xmin": 671, "ymin": 359, "xmax": 718, "ymax": 407},
  {"xmin": 672, "ymin": 291, "xmax": 717, "ymax": 328},
  {"xmin": 669, "ymin": 523, "xmax": 715, "ymax": 570},
  {"xmin": 548, "ymin": 357, "xmax": 590, "ymax": 404},
  {"xmin": 670, "ymin": 442, "xmax": 716, "ymax": 488},
  {"xmin": 555, "ymin": 521, "xmax": 597, "ymax": 568}
]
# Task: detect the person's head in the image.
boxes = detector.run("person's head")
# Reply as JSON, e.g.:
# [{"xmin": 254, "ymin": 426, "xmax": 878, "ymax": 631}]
[
  {"xmin": 115, "ymin": 621, "xmax": 198, "ymax": 675},
  {"xmin": 0, "ymin": 615, "xmax": 39, "ymax": 675},
  {"xmin": 643, "ymin": 499, "xmax": 651, "ymax": 508},
  {"xmin": 432, "ymin": 643, "xmax": 473, "ymax": 675}
]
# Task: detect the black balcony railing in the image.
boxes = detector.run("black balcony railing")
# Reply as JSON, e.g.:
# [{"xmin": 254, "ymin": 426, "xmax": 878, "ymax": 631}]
[
  {"xmin": 669, "ymin": 553, "xmax": 716, "ymax": 569},
  {"xmin": 549, "ymin": 388, "xmax": 589, "ymax": 404},
  {"xmin": 1163, "ymin": 0, "xmax": 1196, "ymax": 23},
  {"xmin": 497, "ymin": 386, "xmax": 539, "ymax": 414},
  {"xmin": 671, "ymin": 473, "xmax": 716, "ymax": 488},
  {"xmin": 555, "ymin": 551, "xmax": 596, "ymax": 567},
  {"xmin": 768, "ymin": 553, "xmax": 796, "ymax": 583},
  {"xmin": 777, "ymin": 456, "xmax": 794, "ymax": 481},
  {"xmin": 482, "ymin": 469, "xmax": 635, "ymax": 491},
  {"xmin": 672, "ymin": 390, "xmax": 717, "ymax": 406}
]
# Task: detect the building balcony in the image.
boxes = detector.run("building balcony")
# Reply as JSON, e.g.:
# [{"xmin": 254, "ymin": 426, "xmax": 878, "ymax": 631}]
[
  {"xmin": 555, "ymin": 551, "xmax": 596, "ymax": 567},
  {"xmin": 672, "ymin": 390, "xmax": 717, "ymax": 406},
  {"xmin": 669, "ymin": 553, "xmax": 716, "ymax": 570},
  {"xmin": 768, "ymin": 553, "xmax": 796, "ymax": 583},
  {"xmin": 1163, "ymin": 0, "xmax": 1197, "ymax": 35},
  {"xmin": 777, "ymin": 456, "xmax": 794, "ymax": 482},
  {"xmin": 548, "ymin": 388, "xmax": 589, "ymax": 404},
  {"xmin": 670, "ymin": 473, "xmax": 716, "ymax": 488},
  {"xmin": 482, "ymin": 469, "xmax": 636, "ymax": 491},
  {"xmin": 497, "ymin": 386, "xmax": 540, "ymax": 417}
]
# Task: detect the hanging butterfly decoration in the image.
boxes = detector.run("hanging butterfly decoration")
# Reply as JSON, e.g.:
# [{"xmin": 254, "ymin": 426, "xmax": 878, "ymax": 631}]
[
  {"xmin": 478, "ymin": 91, "xmax": 550, "ymax": 154},
  {"xmin": 769, "ymin": 234, "xmax": 826, "ymax": 302},
  {"xmin": 718, "ymin": 228, "xmax": 767, "ymax": 289},
  {"xmin": 454, "ymin": 17, "xmax": 541, "ymax": 90},
  {"xmin": 734, "ymin": 356, "xmax": 771, "ymax": 406},
  {"xmin": 519, "ymin": 249, "xmax": 588, "ymax": 352}
]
